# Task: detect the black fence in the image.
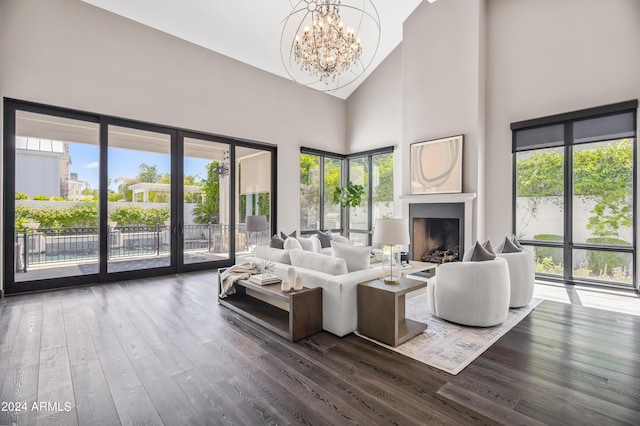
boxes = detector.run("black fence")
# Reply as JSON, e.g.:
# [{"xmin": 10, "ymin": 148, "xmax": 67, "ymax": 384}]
[{"xmin": 14, "ymin": 223, "xmax": 259, "ymax": 272}]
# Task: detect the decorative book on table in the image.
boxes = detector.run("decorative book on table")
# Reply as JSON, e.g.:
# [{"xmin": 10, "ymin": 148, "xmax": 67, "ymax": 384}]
[{"xmin": 248, "ymin": 273, "xmax": 281, "ymax": 285}]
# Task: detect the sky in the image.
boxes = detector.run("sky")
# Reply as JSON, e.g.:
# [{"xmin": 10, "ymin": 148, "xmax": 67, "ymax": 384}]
[{"xmin": 69, "ymin": 143, "xmax": 210, "ymax": 192}]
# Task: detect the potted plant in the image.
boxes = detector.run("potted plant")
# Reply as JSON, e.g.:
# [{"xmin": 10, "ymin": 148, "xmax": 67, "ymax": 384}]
[{"xmin": 333, "ymin": 181, "xmax": 365, "ymax": 209}]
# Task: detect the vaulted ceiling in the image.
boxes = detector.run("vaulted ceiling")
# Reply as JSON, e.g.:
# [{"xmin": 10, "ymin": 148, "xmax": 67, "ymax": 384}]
[{"xmin": 80, "ymin": 0, "xmax": 424, "ymax": 99}]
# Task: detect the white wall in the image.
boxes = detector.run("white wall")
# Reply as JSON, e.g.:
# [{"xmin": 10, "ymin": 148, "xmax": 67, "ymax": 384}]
[
  {"xmin": 348, "ymin": 0, "xmax": 640, "ymax": 259},
  {"xmin": 0, "ymin": 0, "xmax": 349, "ymax": 291},
  {"xmin": 485, "ymin": 0, "xmax": 640, "ymax": 243},
  {"xmin": 0, "ymin": 0, "xmax": 348, "ymax": 284},
  {"xmin": 16, "ymin": 152, "xmax": 62, "ymax": 198},
  {"xmin": 346, "ymin": 45, "xmax": 403, "ymax": 216},
  {"xmin": 402, "ymin": 0, "xmax": 485, "ymax": 242}
]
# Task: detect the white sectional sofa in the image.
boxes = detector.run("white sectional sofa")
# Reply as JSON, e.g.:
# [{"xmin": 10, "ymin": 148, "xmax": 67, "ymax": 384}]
[{"xmin": 242, "ymin": 246, "xmax": 383, "ymax": 337}]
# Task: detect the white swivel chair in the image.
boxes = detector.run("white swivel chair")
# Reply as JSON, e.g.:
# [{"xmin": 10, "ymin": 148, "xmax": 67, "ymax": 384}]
[
  {"xmin": 427, "ymin": 257, "xmax": 511, "ymax": 327},
  {"xmin": 497, "ymin": 251, "xmax": 535, "ymax": 308}
]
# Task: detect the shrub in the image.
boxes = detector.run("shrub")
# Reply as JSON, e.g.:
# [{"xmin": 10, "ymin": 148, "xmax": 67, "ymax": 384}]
[
  {"xmin": 143, "ymin": 208, "xmax": 170, "ymax": 226},
  {"xmin": 15, "ymin": 203, "xmax": 98, "ymax": 229},
  {"xmin": 33, "ymin": 195, "xmax": 51, "ymax": 201},
  {"xmin": 15, "ymin": 192, "xmax": 29, "ymax": 200},
  {"xmin": 109, "ymin": 206, "xmax": 169, "ymax": 226},
  {"xmin": 585, "ymin": 236, "xmax": 630, "ymax": 275},
  {"xmin": 109, "ymin": 206, "xmax": 146, "ymax": 226},
  {"xmin": 533, "ymin": 234, "xmax": 563, "ymax": 264}
]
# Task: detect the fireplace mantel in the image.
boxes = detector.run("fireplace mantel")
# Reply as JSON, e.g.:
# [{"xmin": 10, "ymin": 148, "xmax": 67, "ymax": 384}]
[{"xmin": 401, "ymin": 193, "xmax": 476, "ymax": 253}]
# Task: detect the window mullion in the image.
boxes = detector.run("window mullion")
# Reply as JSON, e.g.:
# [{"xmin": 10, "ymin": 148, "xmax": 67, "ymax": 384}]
[{"xmin": 564, "ymin": 123, "xmax": 573, "ymax": 282}]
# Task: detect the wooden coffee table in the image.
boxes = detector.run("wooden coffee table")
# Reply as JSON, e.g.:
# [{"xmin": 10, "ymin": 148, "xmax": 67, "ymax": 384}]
[
  {"xmin": 218, "ymin": 272, "xmax": 322, "ymax": 342},
  {"xmin": 357, "ymin": 277, "xmax": 427, "ymax": 346}
]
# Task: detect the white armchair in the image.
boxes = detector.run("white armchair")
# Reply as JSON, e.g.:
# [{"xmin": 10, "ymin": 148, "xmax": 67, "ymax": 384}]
[
  {"xmin": 497, "ymin": 251, "xmax": 535, "ymax": 308},
  {"xmin": 427, "ymin": 257, "xmax": 511, "ymax": 327}
]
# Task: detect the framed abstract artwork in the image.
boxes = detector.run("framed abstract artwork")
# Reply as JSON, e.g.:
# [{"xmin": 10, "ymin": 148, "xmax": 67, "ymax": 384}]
[{"xmin": 410, "ymin": 135, "xmax": 463, "ymax": 194}]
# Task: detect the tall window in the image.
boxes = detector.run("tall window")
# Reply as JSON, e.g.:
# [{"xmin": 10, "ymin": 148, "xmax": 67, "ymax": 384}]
[
  {"xmin": 299, "ymin": 150, "xmax": 342, "ymax": 233},
  {"xmin": 300, "ymin": 147, "xmax": 394, "ymax": 241},
  {"xmin": 513, "ymin": 101, "xmax": 637, "ymax": 288}
]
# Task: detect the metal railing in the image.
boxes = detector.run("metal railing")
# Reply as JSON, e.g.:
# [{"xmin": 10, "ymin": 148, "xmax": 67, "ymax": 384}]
[{"xmin": 15, "ymin": 223, "xmax": 262, "ymax": 272}]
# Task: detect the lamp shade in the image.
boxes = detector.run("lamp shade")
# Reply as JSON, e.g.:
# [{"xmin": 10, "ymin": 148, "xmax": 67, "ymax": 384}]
[
  {"xmin": 245, "ymin": 215, "xmax": 267, "ymax": 232},
  {"xmin": 372, "ymin": 219, "xmax": 410, "ymax": 245}
]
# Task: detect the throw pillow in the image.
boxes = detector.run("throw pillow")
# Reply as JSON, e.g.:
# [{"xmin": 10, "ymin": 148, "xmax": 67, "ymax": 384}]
[
  {"xmin": 270, "ymin": 235, "xmax": 285, "ymax": 249},
  {"xmin": 483, "ymin": 238, "xmax": 495, "ymax": 255},
  {"xmin": 463, "ymin": 240, "xmax": 496, "ymax": 262},
  {"xmin": 498, "ymin": 236, "xmax": 523, "ymax": 253},
  {"xmin": 296, "ymin": 237, "xmax": 315, "ymax": 252},
  {"xmin": 330, "ymin": 241, "xmax": 371, "ymax": 272},
  {"xmin": 254, "ymin": 245, "xmax": 291, "ymax": 264},
  {"xmin": 332, "ymin": 234, "xmax": 353, "ymax": 246},
  {"xmin": 283, "ymin": 237, "xmax": 303, "ymax": 251},
  {"xmin": 280, "ymin": 230, "xmax": 297, "ymax": 240},
  {"xmin": 290, "ymin": 249, "xmax": 348, "ymax": 275},
  {"xmin": 511, "ymin": 234, "xmax": 523, "ymax": 249},
  {"xmin": 316, "ymin": 230, "xmax": 333, "ymax": 248}
]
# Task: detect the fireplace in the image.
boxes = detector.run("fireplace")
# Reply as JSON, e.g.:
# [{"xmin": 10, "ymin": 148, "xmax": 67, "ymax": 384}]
[
  {"xmin": 413, "ymin": 218, "xmax": 460, "ymax": 263},
  {"xmin": 408, "ymin": 202, "xmax": 465, "ymax": 264}
]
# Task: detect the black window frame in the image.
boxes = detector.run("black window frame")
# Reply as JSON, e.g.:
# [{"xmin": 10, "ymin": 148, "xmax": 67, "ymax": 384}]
[
  {"xmin": 511, "ymin": 100, "xmax": 638, "ymax": 289},
  {"xmin": 299, "ymin": 146, "xmax": 394, "ymax": 245},
  {"xmin": 3, "ymin": 97, "xmax": 277, "ymax": 295}
]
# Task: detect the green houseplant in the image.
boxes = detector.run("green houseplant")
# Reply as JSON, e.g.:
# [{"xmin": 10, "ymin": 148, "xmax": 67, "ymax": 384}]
[{"xmin": 333, "ymin": 181, "xmax": 365, "ymax": 209}]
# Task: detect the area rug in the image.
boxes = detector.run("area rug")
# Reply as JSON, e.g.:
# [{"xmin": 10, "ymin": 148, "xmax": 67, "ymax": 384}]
[{"xmin": 356, "ymin": 292, "xmax": 543, "ymax": 375}]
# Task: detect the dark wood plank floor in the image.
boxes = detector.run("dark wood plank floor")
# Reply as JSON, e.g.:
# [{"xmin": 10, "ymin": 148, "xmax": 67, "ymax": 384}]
[{"xmin": 0, "ymin": 271, "xmax": 639, "ymax": 425}]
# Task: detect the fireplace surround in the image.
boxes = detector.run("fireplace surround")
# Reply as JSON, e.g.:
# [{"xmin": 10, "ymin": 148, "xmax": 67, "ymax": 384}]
[{"xmin": 401, "ymin": 193, "xmax": 476, "ymax": 262}]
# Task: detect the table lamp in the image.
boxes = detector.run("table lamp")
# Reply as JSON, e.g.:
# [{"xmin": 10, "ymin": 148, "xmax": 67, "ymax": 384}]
[
  {"xmin": 246, "ymin": 215, "xmax": 268, "ymax": 249},
  {"xmin": 373, "ymin": 218, "xmax": 410, "ymax": 284}
]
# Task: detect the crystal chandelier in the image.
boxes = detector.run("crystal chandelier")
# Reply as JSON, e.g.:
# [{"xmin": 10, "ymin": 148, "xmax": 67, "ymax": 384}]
[
  {"xmin": 293, "ymin": 1, "xmax": 362, "ymax": 83},
  {"xmin": 281, "ymin": 0, "xmax": 380, "ymax": 93}
]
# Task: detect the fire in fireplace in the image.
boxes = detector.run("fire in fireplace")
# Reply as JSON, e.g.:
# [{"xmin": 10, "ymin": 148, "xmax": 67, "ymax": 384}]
[{"xmin": 412, "ymin": 218, "xmax": 460, "ymax": 264}]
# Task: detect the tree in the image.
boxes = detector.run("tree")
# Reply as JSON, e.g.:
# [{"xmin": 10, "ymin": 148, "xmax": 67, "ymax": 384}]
[
  {"xmin": 192, "ymin": 161, "xmax": 221, "ymax": 224},
  {"xmin": 300, "ymin": 154, "xmax": 320, "ymax": 228},
  {"xmin": 516, "ymin": 139, "xmax": 633, "ymax": 239},
  {"xmin": 373, "ymin": 154, "xmax": 394, "ymax": 205},
  {"xmin": 573, "ymin": 140, "xmax": 633, "ymax": 237},
  {"xmin": 137, "ymin": 163, "xmax": 161, "ymax": 183}
]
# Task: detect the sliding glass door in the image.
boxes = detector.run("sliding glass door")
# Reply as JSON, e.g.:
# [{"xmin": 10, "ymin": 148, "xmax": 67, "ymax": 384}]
[
  {"xmin": 4, "ymin": 99, "xmax": 277, "ymax": 294},
  {"xmin": 107, "ymin": 123, "xmax": 174, "ymax": 274},
  {"xmin": 12, "ymin": 110, "xmax": 101, "ymax": 284},
  {"xmin": 182, "ymin": 136, "xmax": 231, "ymax": 265},
  {"xmin": 235, "ymin": 146, "xmax": 273, "ymax": 256}
]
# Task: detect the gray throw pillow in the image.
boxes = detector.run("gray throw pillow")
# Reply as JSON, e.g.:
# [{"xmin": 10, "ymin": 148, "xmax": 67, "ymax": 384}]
[
  {"xmin": 464, "ymin": 241, "xmax": 496, "ymax": 261},
  {"xmin": 483, "ymin": 238, "xmax": 495, "ymax": 255},
  {"xmin": 500, "ymin": 236, "xmax": 523, "ymax": 253},
  {"xmin": 316, "ymin": 230, "xmax": 333, "ymax": 248},
  {"xmin": 280, "ymin": 230, "xmax": 297, "ymax": 240},
  {"xmin": 511, "ymin": 234, "xmax": 523, "ymax": 249},
  {"xmin": 270, "ymin": 235, "xmax": 285, "ymax": 249}
]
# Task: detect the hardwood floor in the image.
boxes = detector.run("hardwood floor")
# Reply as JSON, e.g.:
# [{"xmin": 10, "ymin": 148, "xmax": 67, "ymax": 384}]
[{"xmin": 0, "ymin": 271, "xmax": 639, "ymax": 425}]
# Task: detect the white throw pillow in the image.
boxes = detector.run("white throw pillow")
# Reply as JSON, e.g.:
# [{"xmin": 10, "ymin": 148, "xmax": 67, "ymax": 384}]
[
  {"xmin": 254, "ymin": 245, "xmax": 291, "ymax": 264},
  {"xmin": 330, "ymin": 241, "xmax": 371, "ymax": 272},
  {"xmin": 290, "ymin": 249, "xmax": 348, "ymax": 275},
  {"xmin": 307, "ymin": 235, "xmax": 322, "ymax": 253},
  {"xmin": 332, "ymin": 234, "xmax": 354, "ymax": 247},
  {"xmin": 283, "ymin": 237, "xmax": 303, "ymax": 251},
  {"xmin": 296, "ymin": 237, "xmax": 315, "ymax": 252}
]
